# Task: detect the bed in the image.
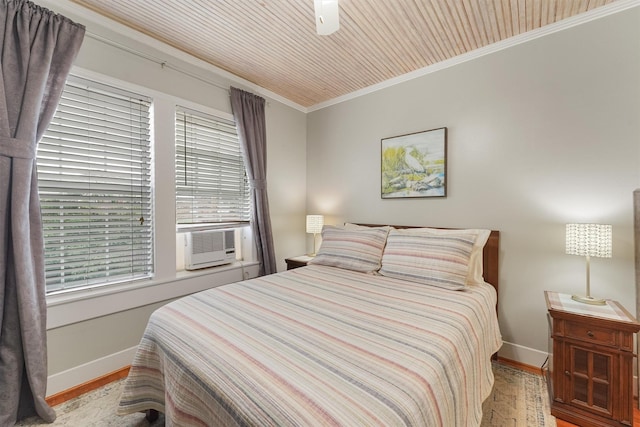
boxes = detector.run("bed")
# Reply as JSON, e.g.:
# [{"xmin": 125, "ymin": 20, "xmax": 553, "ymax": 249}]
[{"xmin": 117, "ymin": 224, "xmax": 502, "ymax": 426}]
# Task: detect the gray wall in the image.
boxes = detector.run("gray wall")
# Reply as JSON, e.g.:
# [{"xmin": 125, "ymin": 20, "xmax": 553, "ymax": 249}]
[{"xmin": 306, "ymin": 7, "xmax": 640, "ymax": 364}]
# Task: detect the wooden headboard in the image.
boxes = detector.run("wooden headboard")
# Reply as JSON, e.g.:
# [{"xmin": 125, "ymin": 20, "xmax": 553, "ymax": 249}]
[{"xmin": 355, "ymin": 224, "xmax": 500, "ymax": 294}]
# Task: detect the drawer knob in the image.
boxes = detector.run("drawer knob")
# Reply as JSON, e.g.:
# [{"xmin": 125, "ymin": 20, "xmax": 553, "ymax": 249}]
[
  {"xmin": 587, "ymin": 331, "xmax": 594, "ymax": 338},
  {"xmin": 564, "ymin": 370, "xmax": 571, "ymax": 376}
]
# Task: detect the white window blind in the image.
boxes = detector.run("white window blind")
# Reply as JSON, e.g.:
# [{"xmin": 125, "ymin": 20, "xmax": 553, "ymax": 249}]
[
  {"xmin": 175, "ymin": 107, "xmax": 250, "ymax": 225},
  {"xmin": 38, "ymin": 76, "xmax": 153, "ymax": 293}
]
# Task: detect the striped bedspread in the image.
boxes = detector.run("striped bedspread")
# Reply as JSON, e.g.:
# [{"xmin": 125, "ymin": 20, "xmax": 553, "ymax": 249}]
[{"xmin": 117, "ymin": 265, "xmax": 502, "ymax": 426}]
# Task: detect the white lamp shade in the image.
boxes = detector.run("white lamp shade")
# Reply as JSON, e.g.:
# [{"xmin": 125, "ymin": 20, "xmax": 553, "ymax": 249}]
[
  {"xmin": 566, "ymin": 223, "xmax": 612, "ymax": 258},
  {"xmin": 306, "ymin": 215, "xmax": 324, "ymax": 234}
]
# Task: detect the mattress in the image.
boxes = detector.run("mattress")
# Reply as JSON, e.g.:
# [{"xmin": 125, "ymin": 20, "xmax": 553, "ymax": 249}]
[{"xmin": 117, "ymin": 264, "xmax": 502, "ymax": 426}]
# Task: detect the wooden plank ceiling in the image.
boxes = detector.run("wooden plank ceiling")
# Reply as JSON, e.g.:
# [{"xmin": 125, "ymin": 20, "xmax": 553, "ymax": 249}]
[{"xmin": 69, "ymin": 0, "xmax": 618, "ymax": 108}]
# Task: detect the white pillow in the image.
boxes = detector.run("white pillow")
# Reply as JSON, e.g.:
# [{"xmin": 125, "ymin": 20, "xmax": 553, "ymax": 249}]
[{"xmin": 379, "ymin": 228, "xmax": 476, "ymax": 290}]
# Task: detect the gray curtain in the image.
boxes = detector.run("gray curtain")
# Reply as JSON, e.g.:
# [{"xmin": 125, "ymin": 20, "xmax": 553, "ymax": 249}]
[
  {"xmin": 0, "ymin": 1, "xmax": 84, "ymax": 424},
  {"xmin": 230, "ymin": 87, "xmax": 276, "ymax": 276}
]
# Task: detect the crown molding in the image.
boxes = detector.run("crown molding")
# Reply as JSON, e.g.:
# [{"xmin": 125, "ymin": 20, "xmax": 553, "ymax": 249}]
[
  {"xmin": 40, "ymin": 0, "xmax": 640, "ymax": 114},
  {"xmin": 40, "ymin": 0, "xmax": 309, "ymax": 113},
  {"xmin": 308, "ymin": 0, "xmax": 640, "ymax": 112}
]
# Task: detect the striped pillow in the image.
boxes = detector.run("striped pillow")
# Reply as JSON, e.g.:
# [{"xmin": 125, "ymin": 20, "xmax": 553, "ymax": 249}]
[
  {"xmin": 404, "ymin": 227, "xmax": 491, "ymax": 285},
  {"xmin": 308, "ymin": 225, "xmax": 390, "ymax": 273},
  {"xmin": 379, "ymin": 229, "xmax": 475, "ymax": 290}
]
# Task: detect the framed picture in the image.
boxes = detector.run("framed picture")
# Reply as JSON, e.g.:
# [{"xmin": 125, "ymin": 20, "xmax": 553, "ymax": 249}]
[{"xmin": 381, "ymin": 127, "xmax": 447, "ymax": 199}]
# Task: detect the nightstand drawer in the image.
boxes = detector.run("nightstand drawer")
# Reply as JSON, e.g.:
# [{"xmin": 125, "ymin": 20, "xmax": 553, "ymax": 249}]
[{"xmin": 564, "ymin": 322, "xmax": 617, "ymax": 347}]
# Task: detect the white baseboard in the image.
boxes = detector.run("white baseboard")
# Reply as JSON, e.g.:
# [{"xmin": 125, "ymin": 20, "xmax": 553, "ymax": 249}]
[
  {"xmin": 498, "ymin": 340, "xmax": 549, "ymax": 369},
  {"xmin": 47, "ymin": 346, "xmax": 137, "ymax": 397}
]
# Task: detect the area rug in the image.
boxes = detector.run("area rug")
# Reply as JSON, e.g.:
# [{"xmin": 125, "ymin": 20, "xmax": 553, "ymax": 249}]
[
  {"xmin": 17, "ymin": 361, "xmax": 555, "ymax": 426},
  {"xmin": 482, "ymin": 362, "xmax": 556, "ymax": 427}
]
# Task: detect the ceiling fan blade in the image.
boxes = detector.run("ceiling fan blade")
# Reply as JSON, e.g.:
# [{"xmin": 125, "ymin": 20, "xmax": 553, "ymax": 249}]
[{"xmin": 314, "ymin": 0, "xmax": 339, "ymax": 35}]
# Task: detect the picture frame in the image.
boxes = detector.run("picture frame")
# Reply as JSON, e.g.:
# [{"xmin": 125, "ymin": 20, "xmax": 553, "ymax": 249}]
[{"xmin": 381, "ymin": 127, "xmax": 447, "ymax": 199}]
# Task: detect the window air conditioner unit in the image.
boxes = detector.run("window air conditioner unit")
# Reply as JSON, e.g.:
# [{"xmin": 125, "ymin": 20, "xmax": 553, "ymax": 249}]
[{"xmin": 185, "ymin": 229, "xmax": 236, "ymax": 270}]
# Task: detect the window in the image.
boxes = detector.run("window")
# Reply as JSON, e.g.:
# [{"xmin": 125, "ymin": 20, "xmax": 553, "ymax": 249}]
[
  {"xmin": 38, "ymin": 76, "xmax": 153, "ymax": 293},
  {"xmin": 175, "ymin": 107, "xmax": 250, "ymax": 226}
]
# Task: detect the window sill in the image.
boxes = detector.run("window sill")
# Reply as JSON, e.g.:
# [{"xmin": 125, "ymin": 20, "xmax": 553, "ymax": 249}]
[
  {"xmin": 176, "ymin": 222, "xmax": 250, "ymax": 233},
  {"xmin": 46, "ymin": 261, "xmax": 260, "ymax": 330}
]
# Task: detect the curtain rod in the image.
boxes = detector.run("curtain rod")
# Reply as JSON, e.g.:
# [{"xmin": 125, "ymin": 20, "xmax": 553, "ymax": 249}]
[{"xmin": 85, "ymin": 31, "xmax": 232, "ymax": 94}]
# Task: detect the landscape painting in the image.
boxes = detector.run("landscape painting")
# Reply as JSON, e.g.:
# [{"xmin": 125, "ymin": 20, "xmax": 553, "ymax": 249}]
[{"xmin": 381, "ymin": 127, "xmax": 447, "ymax": 199}]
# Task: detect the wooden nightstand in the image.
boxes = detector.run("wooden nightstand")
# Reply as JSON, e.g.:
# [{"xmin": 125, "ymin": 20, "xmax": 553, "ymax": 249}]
[
  {"xmin": 545, "ymin": 291, "xmax": 640, "ymax": 427},
  {"xmin": 285, "ymin": 255, "xmax": 313, "ymax": 270}
]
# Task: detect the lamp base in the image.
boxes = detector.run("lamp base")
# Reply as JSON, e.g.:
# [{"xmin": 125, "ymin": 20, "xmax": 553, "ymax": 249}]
[{"xmin": 571, "ymin": 294, "xmax": 606, "ymax": 305}]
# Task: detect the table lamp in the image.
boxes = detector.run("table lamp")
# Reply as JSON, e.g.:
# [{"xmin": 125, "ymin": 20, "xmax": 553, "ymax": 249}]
[
  {"xmin": 306, "ymin": 215, "xmax": 324, "ymax": 256},
  {"xmin": 565, "ymin": 223, "xmax": 612, "ymax": 305}
]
